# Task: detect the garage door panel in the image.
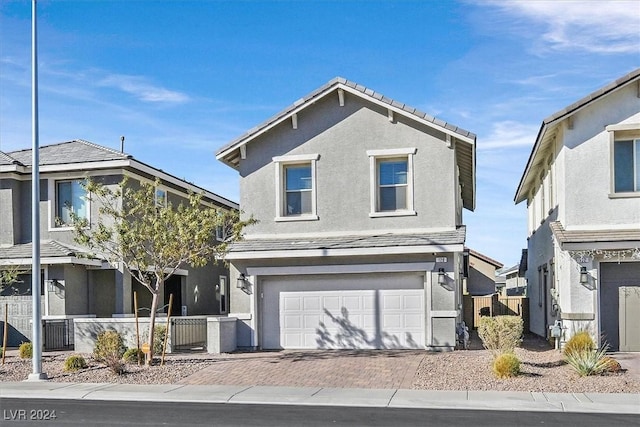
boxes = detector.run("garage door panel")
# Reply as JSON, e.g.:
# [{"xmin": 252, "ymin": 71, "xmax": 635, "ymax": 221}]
[
  {"xmin": 263, "ymin": 273, "xmax": 425, "ymax": 350},
  {"xmin": 303, "ymin": 296, "xmax": 321, "ymax": 310},
  {"xmin": 383, "ymin": 295, "xmax": 402, "ymax": 310},
  {"xmin": 283, "ymin": 296, "xmax": 301, "ymax": 311}
]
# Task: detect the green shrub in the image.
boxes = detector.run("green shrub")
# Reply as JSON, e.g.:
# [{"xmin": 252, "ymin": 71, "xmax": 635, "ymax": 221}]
[
  {"xmin": 564, "ymin": 345, "xmax": 610, "ymax": 376},
  {"xmin": 492, "ymin": 352, "xmax": 520, "ymax": 378},
  {"xmin": 153, "ymin": 325, "xmax": 167, "ymax": 355},
  {"xmin": 93, "ymin": 330, "xmax": 126, "ymax": 375},
  {"xmin": 477, "ymin": 316, "xmax": 523, "ymax": 358},
  {"xmin": 142, "ymin": 324, "xmax": 168, "ymax": 357},
  {"xmin": 64, "ymin": 355, "xmax": 88, "ymax": 372},
  {"xmin": 123, "ymin": 347, "xmax": 144, "ymax": 364},
  {"xmin": 19, "ymin": 342, "xmax": 32, "ymax": 359},
  {"xmin": 563, "ymin": 331, "xmax": 594, "ymax": 356}
]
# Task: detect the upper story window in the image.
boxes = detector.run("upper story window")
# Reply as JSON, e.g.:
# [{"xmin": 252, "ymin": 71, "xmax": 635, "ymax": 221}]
[
  {"xmin": 367, "ymin": 148, "xmax": 416, "ymax": 217},
  {"xmin": 56, "ymin": 180, "xmax": 88, "ymax": 226},
  {"xmin": 614, "ymin": 139, "xmax": 640, "ymax": 193},
  {"xmin": 155, "ymin": 188, "xmax": 167, "ymax": 208},
  {"xmin": 273, "ymin": 153, "xmax": 319, "ymax": 221},
  {"xmin": 378, "ymin": 159, "xmax": 408, "ymax": 210}
]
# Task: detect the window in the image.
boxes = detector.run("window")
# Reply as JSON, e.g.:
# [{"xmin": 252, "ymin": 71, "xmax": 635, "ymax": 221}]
[
  {"xmin": 378, "ymin": 159, "xmax": 407, "ymax": 211},
  {"xmin": 273, "ymin": 154, "xmax": 319, "ymax": 221},
  {"xmin": 155, "ymin": 188, "xmax": 167, "ymax": 208},
  {"xmin": 56, "ymin": 180, "xmax": 87, "ymax": 226},
  {"xmin": 614, "ymin": 139, "xmax": 640, "ymax": 192},
  {"xmin": 284, "ymin": 164, "xmax": 312, "ymax": 215},
  {"xmin": 367, "ymin": 148, "xmax": 416, "ymax": 217}
]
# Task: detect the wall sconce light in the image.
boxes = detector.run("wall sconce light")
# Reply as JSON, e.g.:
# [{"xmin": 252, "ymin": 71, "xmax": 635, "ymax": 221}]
[
  {"xmin": 438, "ymin": 268, "xmax": 446, "ymax": 286},
  {"xmin": 579, "ymin": 266, "xmax": 588, "ymax": 285},
  {"xmin": 236, "ymin": 273, "xmax": 247, "ymax": 289}
]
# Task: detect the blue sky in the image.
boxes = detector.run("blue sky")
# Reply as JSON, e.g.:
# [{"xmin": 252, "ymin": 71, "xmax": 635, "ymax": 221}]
[{"xmin": 1, "ymin": 0, "xmax": 639, "ymax": 267}]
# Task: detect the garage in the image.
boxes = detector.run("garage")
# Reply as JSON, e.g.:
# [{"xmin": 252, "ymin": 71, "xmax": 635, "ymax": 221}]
[
  {"xmin": 260, "ymin": 272, "xmax": 425, "ymax": 350},
  {"xmin": 600, "ymin": 262, "xmax": 640, "ymax": 351}
]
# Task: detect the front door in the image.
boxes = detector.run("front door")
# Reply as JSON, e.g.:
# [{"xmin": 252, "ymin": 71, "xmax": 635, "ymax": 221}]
[{"xmin": 164, "ymin": 275, "xmax": 182, "ymax": 316}]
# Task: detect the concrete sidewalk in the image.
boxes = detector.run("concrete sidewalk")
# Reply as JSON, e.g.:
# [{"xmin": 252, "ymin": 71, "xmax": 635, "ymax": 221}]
[{"xmin": 1, "ymin": 382, "xmax": 638, "ymax": 414}]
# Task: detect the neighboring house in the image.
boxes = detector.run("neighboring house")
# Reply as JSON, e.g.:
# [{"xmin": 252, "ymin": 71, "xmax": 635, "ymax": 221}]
[
  {"xmin": 495, "ymin": 264, "xmax": 526, "ymax": 297},
  {"xmin": 0, "ymin": 140, "xmax": 237, "ymax": 346},
  {"xmin": 217, "ymin": 77, "xmax": 476, "ymax": 351},
  {"xmin": 464, "ymin": 249, "xmax": 503, "ymax": 296},
  {"xmin": 515, "ymin": 68, "xmax": 640, "ymax": 351}
]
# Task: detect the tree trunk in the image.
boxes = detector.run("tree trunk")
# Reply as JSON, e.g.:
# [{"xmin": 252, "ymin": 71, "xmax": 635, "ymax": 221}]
[{"xmin": 146, "ymin": 290, "xmax": 160, "ymax": 365}]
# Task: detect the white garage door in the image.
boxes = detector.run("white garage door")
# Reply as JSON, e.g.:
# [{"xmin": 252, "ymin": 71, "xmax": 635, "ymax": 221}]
[{"xmin": 261, "ymin": 272, "xmax": 425, "ymax": 350}]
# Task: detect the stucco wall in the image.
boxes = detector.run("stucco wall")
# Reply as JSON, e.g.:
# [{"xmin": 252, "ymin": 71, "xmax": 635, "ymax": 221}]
[
  {"xmin": 559, "ymin": 85, "xmax": 640, "ymax": 228},
  {"xmin": 239, "ymin": 94, "xmax": 457, "ymax": 236}
]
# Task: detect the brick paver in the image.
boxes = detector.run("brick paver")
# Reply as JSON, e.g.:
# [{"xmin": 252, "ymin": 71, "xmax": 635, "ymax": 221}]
[{"xmin": 178, "ymin": 350, "xmax": 426, "ymax": 389}]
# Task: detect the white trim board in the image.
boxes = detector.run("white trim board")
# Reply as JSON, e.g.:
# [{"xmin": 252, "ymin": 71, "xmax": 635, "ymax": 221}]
[{"xmin": 246, "ymin": 262, "xmax": 435, "ymax": 276}]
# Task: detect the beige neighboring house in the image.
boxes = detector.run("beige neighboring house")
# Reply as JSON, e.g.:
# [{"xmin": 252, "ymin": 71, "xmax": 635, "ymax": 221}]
[
  {"xmin": 495, "ymin": 264, "xmax": 527, "ymax": 297},
  {"xmin": 217, "ymin": 77, "xmax": 476, "ymax": 351},
  {"xmin": 464, "ymin": 249, "xmax": 503, "ymax": 296},
  {"xmin": 515, "ymin": 68, "xmax": 640, "ymax": 351}
]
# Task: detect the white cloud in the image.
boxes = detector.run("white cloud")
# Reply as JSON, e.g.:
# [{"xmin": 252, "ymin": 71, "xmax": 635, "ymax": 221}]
[
  {"xmin": 483, "ymin": 0, "xmax": 640, "ymax": 54},
  {"xmin": 99, "ymin": 74, "xmax": 190, "ymax": 103},
  {"xmin": 477, "ymin": 121, "xmax": 538, "ymax": 150}
]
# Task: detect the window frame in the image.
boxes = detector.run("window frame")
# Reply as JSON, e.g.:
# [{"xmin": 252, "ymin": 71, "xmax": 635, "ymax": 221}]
[
  {"xmin": 52, "ymin": 179, "xmax": 90, "ymax": 229},
  {"xmin": 273, "ymin": 153, "xmax": 319, "ymax": 222},
  {"xmin": 155, "ymin": 187, "xmax": 168, "ymax": 208},
  {"xmin": 608, "ymin": 125, "xmax": 640, "ymax": 198},
  {"xmin": 367, "ymin": 148, "xmax": 417, "ymax": 217}
]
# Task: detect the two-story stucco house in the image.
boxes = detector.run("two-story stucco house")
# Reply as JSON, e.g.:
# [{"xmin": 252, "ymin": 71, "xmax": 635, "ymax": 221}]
[
  {"xmin": 515, "ymin": 68, "xmax": 640, "ymax": 351},
  {"xmin": 217, "ymin": 78, "xmax": 476, "ymax": 351},
  {"xmin": 0, "ymin": 140, "xmax": 237, "ymax": 346}
]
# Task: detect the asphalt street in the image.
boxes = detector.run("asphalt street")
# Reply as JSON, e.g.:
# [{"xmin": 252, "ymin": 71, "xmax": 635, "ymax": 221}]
[{"xmin": 1, "ymin": 398, "xmax": 639, "ymax": 427}]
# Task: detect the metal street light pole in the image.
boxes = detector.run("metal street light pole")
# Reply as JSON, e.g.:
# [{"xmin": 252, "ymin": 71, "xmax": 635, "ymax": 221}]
[{"xmin": 29, "ymin": 0, "xmax": 47, "ymax": 381}]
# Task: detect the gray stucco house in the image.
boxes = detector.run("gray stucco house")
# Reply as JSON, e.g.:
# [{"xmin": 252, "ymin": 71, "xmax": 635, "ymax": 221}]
[
  {"xmin": 0, "ymin": 140, "xmax": 237, "ymax": 346},
  {"xmin": 217, "ymin": 77, "xmax": 476, "ymax": 351},
  {"xmin": 515, "ymin": 68, "xmax": 640, "ymax": 351}
]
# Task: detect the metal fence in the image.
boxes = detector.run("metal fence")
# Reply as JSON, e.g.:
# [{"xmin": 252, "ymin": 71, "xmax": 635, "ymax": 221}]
[
  {"xmin": 43, "ymin": 319, "xmax": 73, "ymax": 351},
  {"xmin": 170, "ymin": 317, "xmax": 207, "ymax": 352}
]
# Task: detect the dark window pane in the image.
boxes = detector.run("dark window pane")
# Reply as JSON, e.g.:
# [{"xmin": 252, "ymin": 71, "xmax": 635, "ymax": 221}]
[
  {"xmin": 379, "ymin": 186, "xmax": 406, "ymax": 211},
  {"xmin": 614, "ymin": 140, "xmax": 634, "ymax": 192}
]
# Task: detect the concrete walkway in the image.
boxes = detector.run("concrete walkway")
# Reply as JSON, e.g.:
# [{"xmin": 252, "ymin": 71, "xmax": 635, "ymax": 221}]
[{"xmin": 1, "ymin": 381, "xmax": 638, "ymax": 414}]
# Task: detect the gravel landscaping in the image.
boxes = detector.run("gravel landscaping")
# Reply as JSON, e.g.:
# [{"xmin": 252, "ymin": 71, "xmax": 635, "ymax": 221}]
[{"xmin": 1, "ymin": 334, "xmax": 638, "ymax": 393}]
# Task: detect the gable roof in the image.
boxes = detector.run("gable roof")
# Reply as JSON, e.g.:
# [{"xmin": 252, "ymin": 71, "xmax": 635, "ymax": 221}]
[
  {"xmin": 1, "ymin": 140, "xmax": 238, "ymax": 209},
  {"xmin": 7, "ymin": 139, "xmax": 130, "ymax": 166},
  {"xmin": 514, "ymin": 68, "xmax": 640, "ymax": 204},
  {"xmin": 216, "ymin": 77, "xmax": 476, "ymax": 211},
  {"xmin": 467, "ymin": 248, "xmax": 503, "ymax": 269}
]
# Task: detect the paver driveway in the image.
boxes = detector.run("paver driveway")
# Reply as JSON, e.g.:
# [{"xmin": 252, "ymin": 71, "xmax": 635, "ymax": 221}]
[{"xmin": 178, "ymin": 350, "xmax": 426, "ymax": 389}]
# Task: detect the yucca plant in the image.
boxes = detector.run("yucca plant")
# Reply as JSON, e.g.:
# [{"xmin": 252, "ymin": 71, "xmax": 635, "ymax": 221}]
[{"xmin": 564, "ymin": 345, "xmax": 610, "ymax": 376}]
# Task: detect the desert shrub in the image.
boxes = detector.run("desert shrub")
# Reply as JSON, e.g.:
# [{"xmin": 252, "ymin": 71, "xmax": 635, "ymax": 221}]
[
  {"xmin": 564, "ymin": 345, "xmax": 610, "ymax": 376},
  {"xmin": 563, "ymin": 331, "xmax": 594, "ymax": 356},
  {"xmin": 123, "ymin": 347, "xmax": 144, "ymax": 364},
  {"xmin": 93, "ymin": 330, "xmax": 126, "ymax": 374},
  {"xmin": 142, "ymin": 324, "xmax": 168, "ymax": 357},
  {"xmin": 153, "ymin": 325, "xmax": 167, "ymax": 355},
  {"xmin": 64, "ymin": 355, "xmax": 88, "ymax": 372},
  {"xmin": 477, "ymin": 316, "xmax": 523, "ymax": 358},
  {"xmin": 601, "ymin": 356, "xmax": 622, "ymax": 373},
  {"xmin": 19, "ymin": 342, "xmax": 32, "ymax": 359},
  {"xmin": 492, "ymin": 352, "xmax": 520, "ymax": 378}
]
